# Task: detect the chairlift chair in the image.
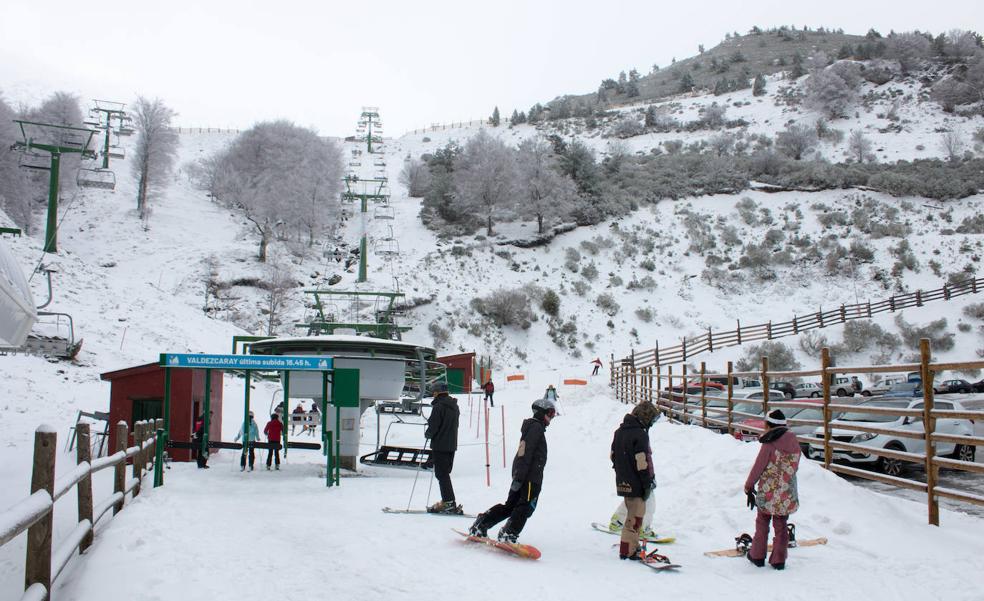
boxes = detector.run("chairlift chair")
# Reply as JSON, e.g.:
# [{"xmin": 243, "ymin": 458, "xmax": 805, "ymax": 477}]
[
  {"xmin": 349, "ymin": 161, "xmax": 362, "ymax": 167},
  {"xmin": 373, "ymin": 205, "xmax": 395, "ymax": 220},
  {"xmin": 116, "ymin": 125, "xmax": 135, "ymax": 136},
  {"xmin": 375, "ymin": 238, "xmax": 400, "ymax": 256},
  {"xmin": 18, "ymin": 151, "xmax": 50, "ymax": 170},
  {"xmin": 77, "ymin": 168, "xmax": 116, "ymax": 190},
  {"xmin": 107, "ymin": 145, "xmax": 125, "ymax": 159}
]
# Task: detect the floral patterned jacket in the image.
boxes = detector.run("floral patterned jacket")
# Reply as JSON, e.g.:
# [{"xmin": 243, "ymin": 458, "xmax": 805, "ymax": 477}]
[{"xmin": 744, "ymin": 427, "xmax": 801, "ymax": 516}]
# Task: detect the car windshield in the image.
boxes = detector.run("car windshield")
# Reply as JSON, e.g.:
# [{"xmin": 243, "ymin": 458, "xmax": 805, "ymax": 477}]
[
  {"xmin": 733, "ymin": 402, "xmax": 764, "ymax": 416},
  {"xmin": 889, "ymin": 383, "xmax": 918, "ymax": 393},
  {"xmin": 837, "ymin": 401, "xmax": 909, "ymax": 423}
]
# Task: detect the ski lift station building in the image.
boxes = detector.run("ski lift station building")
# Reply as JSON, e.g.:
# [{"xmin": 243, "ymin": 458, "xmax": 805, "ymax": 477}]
[{"xmin": 100, "ymin": 362, "xmax": 224, "ymax": 462}]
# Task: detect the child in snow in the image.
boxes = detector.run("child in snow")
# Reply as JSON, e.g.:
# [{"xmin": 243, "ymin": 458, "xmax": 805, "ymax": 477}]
[
  {"xmin": 469, "ymin": 398, "xmax": 556, "ymax": 543},
  {"xmin": 610, "ymin": 401, "xmax": 658, "ymax": 560},
  {"xmin": 263, "ymin": 413, "xmax": 284, "ymax": 470},
  {"xmin": 425, "ymin": 382, "xmax": 461, "ymax": 514},
  {"xmin": 744, "ymin": 409, "xmax": 801, "ymax": 570},
  {"xmin": 234, "ymin": 411, "xmax": 260, "ymax": 471}
]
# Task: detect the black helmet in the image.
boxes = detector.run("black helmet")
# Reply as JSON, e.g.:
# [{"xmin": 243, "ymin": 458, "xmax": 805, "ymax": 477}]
[
  {"xmin": 432, "ymin": 381, "xmax": 449, "ymax": 394},
  {"xmin": 531, "ymin": 398, "xmax": 558, "ymax": 416}
]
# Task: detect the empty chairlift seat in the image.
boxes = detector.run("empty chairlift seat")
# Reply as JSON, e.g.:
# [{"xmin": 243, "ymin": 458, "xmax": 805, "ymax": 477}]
[
  {"xmin": 373, "ymin": 205, "xmax": 395, "ymax": 220},
  {"xmin": 77, "ymin": 168, "xmax": 116, "ymax": 190}
]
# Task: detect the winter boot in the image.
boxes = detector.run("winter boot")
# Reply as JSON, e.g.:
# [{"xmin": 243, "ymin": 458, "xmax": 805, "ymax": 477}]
[
  {"xmin": 608, "ymin": 515, "xmax": 624, "ymax": 533},
  {"xmin": 747, "ymin": 554, "xmax": 765, "ymax": 568},
  {"xmin": 497, "ymin": 529, "xmax": 518, "ymax": 544},
  {"xmin": 641, "ymin": 527, "xmax": 658, "ymax": 539},
  {"xmin": 469, "ymin": 513, "xmax": 488, "ymax": 538},
  {"xmin": 771, "ymin": 562, "xmax": 785, "ymax": 570},
  {"xmin": 427, "ymin": 500, "xmax": 461, "ymax": 514},
  {"xmin": 619, "ymin": 542, "xmax": 646, "ymax": 561}
]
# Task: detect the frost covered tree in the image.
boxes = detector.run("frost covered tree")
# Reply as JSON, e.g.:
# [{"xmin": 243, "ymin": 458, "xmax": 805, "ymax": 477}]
[
  {"xmin": 942, "ymin": 29, "xmax": 981, "ymax": 59},
  {"xmin": 24, "ymin": 92, "xmax": 84, "ymax": 193},
  {"xmin": 515, "ymin": 136, "xmax": 577, "ymax": 233},
  {"xmin": 804, "ymin": 68, "xmax": 853, "ymax": 117},
  {"xmin": 939, "ymin": 129, "xmax": 966, "ymax": 162},
  {"xmin": 451, "ymin": 130, "xmax": 517, "ymax": 235},
  {"xmin": 212, "ymin": 120, "xmax": 343, "ymax": 261},
  {"xmin": 775, "ymin": 123, "xmax": 817, "ymax": 160},
  {"xmin": 399, "ymin": 157, "xmax": 431, "ymax": 197},
  {"xmin": 0, "ymin": 95, "xmax": 34, "ymax": 230},
  {"xmin": 848, "ymin": 130, "xmax": 874, "ymax": 163},
  {"xmin": 489, "ymin": 106, "xmax": 500, "ymax": 127},
  {"xmin": 885, "ymin": 32, "xmax": 931, "ymax": 74},
  {"xmin": 131, "ymin": 97, "xmax": 179, "ymax": 223},
  {"xmin": 752, "ymin": 73, "xmax": 767, "ymax": 96}
]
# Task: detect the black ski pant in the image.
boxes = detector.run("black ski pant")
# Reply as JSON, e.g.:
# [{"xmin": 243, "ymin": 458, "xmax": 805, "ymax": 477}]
[
  {"xmin": 485, "ymin": 392, "xmax": 494, "ymax": 407},
  {"xmin": 432, "ymin": 450, "xmax": 456, "ymax": 502},
  {"xmin": 266, "ymin": 443, "xmax": 281, "ymax": 468},
  {"xmin": 240, "ymin": 446, "xmax": 255, "ymax": 469},
  {"xmin": 476, "ymin": 480, "xmax": 541, "ymax": 536},
  {"xmin": 195, "ymin": 435, "xmax": 208, "ymax": 468}
]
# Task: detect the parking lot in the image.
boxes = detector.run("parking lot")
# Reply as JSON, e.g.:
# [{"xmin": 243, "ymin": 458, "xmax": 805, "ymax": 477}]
[{"xmin": 841, "ymin": 457, "xmax": 984, "ymax": 518}]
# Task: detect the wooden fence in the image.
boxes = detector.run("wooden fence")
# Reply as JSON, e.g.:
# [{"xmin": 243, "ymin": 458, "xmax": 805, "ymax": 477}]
[
  {"xmin": 404, "ymin": 119, "xmax": 489, "ymax": 136},
  {"xmin": 618, "ymin": 277, "xmax": 984, "ymax": 369},
  {"xmin": 168, "ymin": 127, "xmax": 242, "ymax": 134},
  {"xmin": 611, "ymin": 339, "xmax": 984, "ymax": 525},
  {"xmin": 0, "ymin": 420, "xmax": 161, "ymax": 600}
]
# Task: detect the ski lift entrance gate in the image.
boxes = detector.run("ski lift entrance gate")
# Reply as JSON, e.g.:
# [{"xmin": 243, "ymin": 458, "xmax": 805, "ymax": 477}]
[{"xmin": 154, "ymin": 353, "xmax": 360, "ymax": 488}]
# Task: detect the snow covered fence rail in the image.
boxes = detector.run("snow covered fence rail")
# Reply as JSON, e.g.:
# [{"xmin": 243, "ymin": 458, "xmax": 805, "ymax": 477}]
[
  {"xmin": 403, "ymin": 119, "xmax": 488, "ymax": 135},
  {"xmin": 620, "ymin": 276, "xmax": 984, "ymax": 369},
  {"xmin": 0, "ymin": 420, "xmax": 161, "ymax": 600},
  {"xmin": 167, "ymin": 127, "xmax": 242, "ymax": 134},
  {"xmin": 613, "ymin": 339, "xmax": 984, "ymax": 525}
]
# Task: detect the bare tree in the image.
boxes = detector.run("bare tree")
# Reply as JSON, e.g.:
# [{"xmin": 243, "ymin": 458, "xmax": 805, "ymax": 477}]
[
  {"xmin": 263, "ymin": 261, "xmax": 295, "ymax": 335},
  {"xmin": 398, "ymin": 156, "xmax": 431, "ymax": 197},
  {"xmin": 943, "ymin": 29, "xmax": 981, "ymax": 59},
  {"xmin": 212, "ymin": 120, "xmax": 343, "ymax": 261},
  {"xmin": 885, "ymin": 32, "xmax": 931, "ymax": 74},
  {"xmin": 452, "ymin": 129, "xmax": 517, "ymax": 235},
  {"xmin": 24, "ymin": 92, "xmax": 85, "ymax": 193},
  {"xmin": 848, "ymin": 130, "xmax": 874, "ymax": 163},
  {"xmin": 131, "ymin": 97, "xmax": 179, "ymax": 223},
  {"xmin": 515, "ymin": 136, "xmax": 577, "ymax": 233},
  {"xmin": 0, "ymin": 94, "xmax": 34, "ymax": 230},
  {"xmin": 775, "ymin": 123, "xmax": 817, "ymax": 160},
  {"xmin": 939, "ymin": 129, "xmax": 966, "ymax": 162}
]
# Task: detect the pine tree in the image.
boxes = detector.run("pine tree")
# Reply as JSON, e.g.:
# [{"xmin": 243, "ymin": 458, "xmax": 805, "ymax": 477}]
[
  {"xmin": 790, "ymin": 53, "xmax": 806, "ymax": 79},
  {"xmin": 679, "ymin": 72, "xmax": 695, "ymax": 93},
  {"xmin": 490, "ymin": 106, "xmax": 500, "ymax": 127},
  {"xmin": 752, "ymin": 73, "xmax": 767, "ymax": 96}
]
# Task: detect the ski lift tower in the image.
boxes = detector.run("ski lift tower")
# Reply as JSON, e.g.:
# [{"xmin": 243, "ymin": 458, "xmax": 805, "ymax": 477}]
[
  {"xmin": 343, "ymin": 107, "xmax": 390, "ymax": 283},
  {"xmin": 89, "ymin": 100, "xmax": 127, "ymax": 169},
  {"xmin": 12, "ymin": 120, "xmax": 97, "ymax": 253}
]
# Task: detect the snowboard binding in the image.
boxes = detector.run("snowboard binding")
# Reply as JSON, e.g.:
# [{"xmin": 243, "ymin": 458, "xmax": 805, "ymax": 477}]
[
  {"xmin": 638, "ymin": 541, "xmax": 672, "ymax": 565},
  {"xmin": 787, "ymin": 523, "xmax": 797, "ymax": 547},
  {"xmin": 735, "ymin": 533, "xmax": 753, "ymax": 555}
]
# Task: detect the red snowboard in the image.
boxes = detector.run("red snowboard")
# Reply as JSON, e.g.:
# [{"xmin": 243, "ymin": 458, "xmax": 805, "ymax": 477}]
[{"xmin": 452, "ymin": 529, "xmax": 541, "ymax": 560}]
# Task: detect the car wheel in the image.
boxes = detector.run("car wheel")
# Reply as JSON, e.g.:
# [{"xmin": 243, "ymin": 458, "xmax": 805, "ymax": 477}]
[
  {"xmin": 811, "ymin": 392, "xmax": 820, "ymax": 398},
  {"xmin": 785, "ymin": 392, "xmax": 792, "ymax": 399},
  {"xmin": 836, "ymin": 388, "xmax": 848, "ymax": 397},
  {"xmin": 878, "ymin": 443, "xmax": 908, "ymax": 477},
  {"xmin": 861, "ymin": 391, "xmax": 871, "ymax": 397},
  {"xmin": 952, "ymin": 444, "xmax": 976, "ymax": 463}
]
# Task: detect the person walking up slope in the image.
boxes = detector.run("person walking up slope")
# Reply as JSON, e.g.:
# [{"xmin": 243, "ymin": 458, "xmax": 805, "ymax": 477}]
[
  {"xmin": 426, "ymin": 382, "xmax": 462, "ymax": 514},
  {"xmin": 611, "ymin": 401, "xmax": 659, "ymax": 560},
  {"xmin": 263, "ymin": 413, "xmax": 284, "ymax": 470},
  {"xmin": 483, "ymin": 379, "xmax": 495, "ymax": 407},
  {"xmin": 469, "ymin": 398, "xmax": 556, "ymax": 543},
  {"xmin": 744, "ymin": 409, "xmax": 801, "ymax": 570}
]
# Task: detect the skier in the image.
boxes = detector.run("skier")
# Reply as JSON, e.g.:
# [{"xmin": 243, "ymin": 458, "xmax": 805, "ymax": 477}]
[
  {"xmin": 469, "ymin": 398, "xmax": 556, "ymax": 543},
  {"xmin": 610, "ymin": 401, "xmax": 658, "ymax": 560},
  {"xmin": 744, "ymin": 409, "xmax": 801, "ymax": 570},
  {"xmin": 263, "ymin": 413, "xmax": 284, "ymax": 470},
  {"xmin": 543, "ymin": 385, "xmax": 559, "ymax": 403},
  {"xmin": 483, "ymin": 379, "xmax": 495, "ymax": 407},
  {"xmin": 234, "ymin": 411, "xmax": 260, "ymax": 472},
  {"xmin": 426, "ymin": 382, "xmax": 462, "ymax": 514},
  {"xmin": 591, "ymin": 357, "xmax": 603, "ymax": 376},
  {"xmin": 193, "ymin": 411, "xmax": 212, "ymax": 469}
]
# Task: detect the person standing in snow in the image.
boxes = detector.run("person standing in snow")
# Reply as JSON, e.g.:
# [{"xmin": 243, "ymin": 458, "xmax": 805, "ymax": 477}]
[
  {"xmin": 469, "ymin": 398, "xmax": 556, "ymax": 543},
  {"xmin": 543, "ymin": 385, "xmax": 559, "ymax": 403},
  {"xmin": 425, "ymin": 382, "xmax": 461, "ymax": 514},
  {"xmin": 234, "ymin": 411, "xmax": 260, "ymax": 471},
  {"xmin": 483, "ymin": 379, "xmax": 495, "ymax": 407},
  {"xmin": 263, "ymin": 413, "xmax": 284, "ymax": 470},
  {"xmin": 591, "ymin": 358, "xmax": 603, "ymax": 376},
  {"xmin": 193, "ymin": 412, "xmax": 212, "ymax": 469},
  {"xmin": 744, "ymin": 409, "xmax": 801, "ymax": 570},
  {"xmin": 610, "ymin": 401, "xmax": 658, "ymax": 560}
]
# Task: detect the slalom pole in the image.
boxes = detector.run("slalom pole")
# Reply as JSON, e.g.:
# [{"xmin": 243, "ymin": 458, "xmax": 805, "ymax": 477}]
[
  {"xmin": 501, "ymin": 406, "xmax": 507, "ymax": 468},
  {"xmin": 468, "ymin": 394, "xmax": 473, "ymax": 430},
  {"xmin": 484, "ymin": 403, "xmax": 491, "ymax": 487}
]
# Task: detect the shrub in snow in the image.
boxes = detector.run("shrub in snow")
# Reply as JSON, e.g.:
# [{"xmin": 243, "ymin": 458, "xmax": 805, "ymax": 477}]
[
  {"xmin": 572, "ymin": 280, "xmax": 590, "ymax": 296},
  {"xmin": 849, "ymin": 239, "xmax": 875, "ymax": 263},
  {"xmin": 541, "ymin": 289, "xmax": 560, "ymax": 317},
  {"xmin": 581, "ymin": 262, "xmax": 599, "ymax": 281},
  {"xmin": 958, "ymin": 322, "xmax": 973, "ymax": 333},
  {"xmin": 799, "ymin": 330, "xmax": 829, "ymax": 355},
  {"xmin": 470, "ymin": 288, "xmax": 534, "ymax": 329},
  {"xmin": 963, "ymin": 303, "xmax": 984, "ymax": 321},
  {"xmin": 775, "ymin": 123, "xmax": 817, "ymax": 160},
  {"xmin": 736, "ymin": 197, "xmax": 759, "ymax": 225},
  {"xmin": 564, "ymin": 247, "xmax": 582, "ymax": 272},
  {"xmin": 956, "ymin": 215, "xmax": 984, "ymax": 234},
  {"xmin": 596, "ymin": 293, "xmax": 620, "ymax": 316},
  {"xmin": 804, "ymin": 69, "xmax": 854, "ymax": 118},
  {"xmin": 429, "ymin": 321, "xmax": 451, "ymax": 348},
  {"xmin": 735, "ymin": 341, "xmax": 801, "ymax": 371},
  {"xmin": 838, "ymin": 320, "xmax": 901, "ymax": 354},
  {"xmin": 611, "ymin": 116, "xmax": 643, "ymax": 138},
  {"xmin": 399, "ymin": 158, "xmax": 432, "ymax": 197},
  {"xmin": 635, "ymin": 307, "xmax": 654, "ymax": 322},
  {"xmin": 884, "ymin": 32, "xmax": 931, "ymax": 74},
  {"xmin": 640, "ymin": 258, "xmax": 656, "ymax": 271},
  {"xmin": 894, "ymin": 314, "xmax": 955, "ymax": 351},
  {"xmin": 890, "ymin": 239, "xmax": 919, "ymax": 272}
]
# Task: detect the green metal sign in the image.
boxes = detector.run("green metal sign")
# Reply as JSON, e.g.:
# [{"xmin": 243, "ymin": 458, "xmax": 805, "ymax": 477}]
[{"xmin": 159, "ymin": 353, "xmax": 333, "ymax": 371}]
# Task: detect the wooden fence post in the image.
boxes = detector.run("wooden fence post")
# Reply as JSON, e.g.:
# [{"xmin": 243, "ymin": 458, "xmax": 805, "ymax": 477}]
[
  {"xmin": 840, "ymin": 304, "xmax": 847, "ymax": 322},
  {"xmin": 821, "ymin": 348, "xmax": 832, "ymax": 469},
  {"xmin": 25, "ymin": 426, "xmax": 56, "ymax": 593},
  {"xmin": 76, "ymin": 423, "xmax": 94, "ymax": 553},
  {"xmin": 867, "ymin": 302, "xmax": 872, "ymax": 318},
  {"xmin": 681, "ymin": 364, "xmax": 689, "ymax": 424},
  {"xmin": 700, "ymin": 361, "xmax": 707, "ymax": 428},
  {"xmin": 760, "ymin": 356, "xmax": 770, "ymax": 418},
  {"xmin": 767, "ymin": 321, "xmax": 772, "ymax": 340},
  {"xmin": 736, "ymin": 320, "xmax": 742, "ymax": 345},
  {"xmin": 667, "ymin": 365, "xmax": 674, "ymax": 420},
  {"xmin": 818, "ymin": 308, "xmax": 824, "ymax": 328},
  {"xmin": 792, "ymin": 316, "xmax": 798, "ymax": 335},
  {"xmin": 920, "ymin": 338, "xmax": 939, "ymax": 526},
  {"xmin": 916, "ymin": 290, "xmax": 923, "ymax": 307},
  {"xmin": 114, "ymin": 422, "xmax": 128, "ymax": 515},
  {"xmin": 726, "ymin": 361, "xmax": 734, "ymax": 436},
  {"xmin": 132, "ymin": 422, "xmax": 142, "ymax": 498}
]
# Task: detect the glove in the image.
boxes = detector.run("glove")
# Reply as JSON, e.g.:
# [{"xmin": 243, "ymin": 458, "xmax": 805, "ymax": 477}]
[
  {"xmin": 641, "ymin": 480, "xmax": 655, "ymax": 501},
  {"xmin": 510, "ymin": 479, "xmax": 523, "ymax": 492},
  {"xmin": 746, "ymin": 489, "xmax": 756, "ymax": 511}
]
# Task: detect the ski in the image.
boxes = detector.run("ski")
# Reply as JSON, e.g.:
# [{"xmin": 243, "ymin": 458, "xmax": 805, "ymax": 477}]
[
  {"xmin": 452, "ymin": 528, "xmax": 541, "ymax": 560},
  {"xmin": 382, "ymin": 507, "xmax": 476, "ymax": 518},
  {"xmin": 704, "ymin": 535, "xmax": 828, "ymax": 558},
  {"xmin": 591, "ymin": 522, "xmax": 676, "ymax": 544}
]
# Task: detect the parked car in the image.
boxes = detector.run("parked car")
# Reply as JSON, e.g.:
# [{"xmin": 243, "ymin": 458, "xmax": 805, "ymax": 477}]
[
  {"xmin": 734, "ymin": 399, "xmax": 826, "ymax": 449},
  {"xmin": 973, "ymin": 379, "xmax": 984, "ymax": 393},
  {"xmin": 806, "ymin": 398, "xmax": 976, "ymax": 476},
  {"xmin": 770, "ymin": 381, "xmax": 797, "ymax": 399},
  {"xmin": 861, "ymin": 377, "xmax": 905, "ymax": 397},
  {"xmin": 794, "ymin": 382, "xmax": 822, "ymax": 398},
  {"xmin": 830, "ymin": 376, "xmax": 862, "ymax": 397},
  {"xmin": 706, "ymin": 375, "xmax": 762, "ymax": 390},
  {"xmin": 883, "ymin": 382, "xmax": 923, "ymax": 398},
  {"xmin": 935, "ymin": 379, "xmax": 973, "ymax": 394}
]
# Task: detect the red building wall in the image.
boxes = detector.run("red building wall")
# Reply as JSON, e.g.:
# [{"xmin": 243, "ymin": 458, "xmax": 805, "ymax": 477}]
[
  {"xmin": 437, "ymin": 352, "xmax": 476, "ymax": 393},
  {"xmin": 101, "ymin": 363, "xmax": 223, "ymax": 462}
]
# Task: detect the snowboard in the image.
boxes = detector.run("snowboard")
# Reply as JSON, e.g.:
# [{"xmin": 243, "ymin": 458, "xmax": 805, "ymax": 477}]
[
  {"xmin": 452, "ymin": 529, "xmax": 541, "ymax": 560},
  {"xmin": 704, "ymin": 536, "xmax": 828, "ymax": 558},
  {"xmin": 591, "ymin": 522, "xmax": 676, "ymax": 544},
  {"xmin": 382, "ymin": 507, "xmax": 477, "ymax": 518},
  {"xmin": 630, "ymin": 548, "xmax": 681, "ymax": 571}
]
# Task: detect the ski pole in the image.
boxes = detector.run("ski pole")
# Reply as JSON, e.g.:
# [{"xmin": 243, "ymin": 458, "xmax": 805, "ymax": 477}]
[{"xmin": 406, "ymin": 436, "xmax": 431, "ymax": 511}]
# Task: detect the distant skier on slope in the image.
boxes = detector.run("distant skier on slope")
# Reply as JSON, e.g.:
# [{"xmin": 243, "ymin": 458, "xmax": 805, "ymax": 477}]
[
  {"xmin": 483, "ymin": 379, "xmax": 495, "ymax": 407},
  {"xmin": 543, "ymin": 384, "xmax": 559, "ymax": 403},
  {"xmin": 426, "ymin": 382, "xmax": 462, "ymax": 514},
  {"xmin": 469, "ymin": 398, "xmax": 556, "ymax": 543},
  {"xmin": 591, "ymin": 358, "xmax": 603, "ymax": 376},
  {"xmin": 610, "ymin": 401, "xmax": 658, "ymax": 560},
  {"xmin": 744, "ymin": 409, "xmax": 801, "ymax": 571}
]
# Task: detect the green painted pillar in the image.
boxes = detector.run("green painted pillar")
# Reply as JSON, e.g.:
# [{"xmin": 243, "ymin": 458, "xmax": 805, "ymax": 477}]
[
  {"xmin": 243, "ymin": 371, "xmax": 252, "ymax": 464},
  {"xmin": 155, "ymin": 366, "xmax": 173, "ymax": 487},
  {"xmin": 322, "ymin": 371, "xmax": 330, "ymax": 486},
  {"xmin": 282, "ymin": 372, "xmax": 290, "ymax": 457},
  {"xmin": 102, "ymin": 127, "xmax": 111, "ymax": 169},
  {"xmin": 358, "ymin": 195, "xmax": 368, "ymax": 283},
  {"xmin": 44, "ymin": 152, "xmax": 60, "ymax": 253},
  {"xmin": 202, "ymin": 369, "xmax": 212, "ymax": 460}
]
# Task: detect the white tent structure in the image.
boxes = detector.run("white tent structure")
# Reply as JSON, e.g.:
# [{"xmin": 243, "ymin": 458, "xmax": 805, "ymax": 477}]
[{"xmin": 0, "ymin": 238, "xmax": 36, "ymax": 347}]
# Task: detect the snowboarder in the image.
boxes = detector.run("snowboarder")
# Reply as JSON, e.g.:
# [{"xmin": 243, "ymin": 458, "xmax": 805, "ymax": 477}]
[
  {"xmin": 469, "ymin": 398, "xmax": 556, "ymax": 543},
  {"xmin": 744, "ymin": 409, "xmax": 801, "ymax": 570},
  {"xmin": 591, "ymin": 358, "xmax": 603, "ymax": 376},
  {"xmin": 610, "ymin": 401, "xmax": 658, "ymax": 560},
  {"xmin": 426, "ymin": 382, "xmax": 461, "ymax": 514},
  {"xmin": 263, "ymin": 413, "xmax": 284, "ymax": 470},
  {"xmin": 483, "ymin": 379, "xmax": 495, "ymax": 407},
  {"xmin": 543, "ymin": 385, "xmax": 559, "ymax": 403},
  {"xmin": 234, "ymin": 411, "xmax": 260, "ymax": 471}
]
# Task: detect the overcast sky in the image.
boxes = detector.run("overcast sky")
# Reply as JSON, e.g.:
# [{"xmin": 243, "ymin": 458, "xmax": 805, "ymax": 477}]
[{"xmin": 1, "ymin": 1, "xmax": 982, "ymax": 136}]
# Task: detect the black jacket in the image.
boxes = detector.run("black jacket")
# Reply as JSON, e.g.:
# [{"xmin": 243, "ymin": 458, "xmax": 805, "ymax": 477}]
[
  {"xmin": 512, "ymin": 416, "xmax": 549, "ymax": 485},
  {"xmin": 425, "ymin": 394, "xmax": 460, "ymax": 452},
  {"xmin": 611, "ymin": 414, "xmax": 654, "ymax": 498}
]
